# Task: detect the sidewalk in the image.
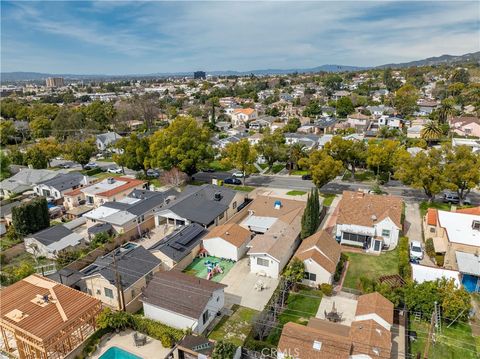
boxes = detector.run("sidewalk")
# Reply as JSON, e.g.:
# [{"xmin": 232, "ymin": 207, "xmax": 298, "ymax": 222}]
[{"xmin": 320, "ymin": 195, "xmax": 341, "ymax": 234}]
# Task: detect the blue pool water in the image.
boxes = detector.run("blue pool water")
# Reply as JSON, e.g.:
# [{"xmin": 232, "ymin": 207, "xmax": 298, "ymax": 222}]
[
  {"xmin": 462, "ymin": 274, "xmax": 480, "ymax": 293},
  {"xmin": 99, "ymin": 347, "xmax": 142, "ymax": 359},
  {"xmin": 47, "ymin": 203, "xmax": 56, "ymax": 209}
]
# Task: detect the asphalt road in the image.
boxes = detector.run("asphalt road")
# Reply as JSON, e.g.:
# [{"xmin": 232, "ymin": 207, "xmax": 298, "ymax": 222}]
[{"xmin": 50, "ymin": 159, "xmax": 137, "ymax": 176}]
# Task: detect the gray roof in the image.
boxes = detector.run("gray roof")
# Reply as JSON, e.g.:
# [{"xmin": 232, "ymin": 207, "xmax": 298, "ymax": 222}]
[
  {"xmin": 81, "ymin": 244, "xmax": 160, "ymax": 289},
  {"xmin": 38, "ymin": 172, "xmax": 86, "ymax": 192},
  {"xmin": 96, "ymin": 132, "xmax": 122, "ymax": 145},
  {"xmin": 455, "ymin": 251, "xmax": 480, "ymax": 276},
  {"xmin": 162, "ymin": 184, "xmax": 236, "ymax": 226},
  {"xmin": 87, "ymin": 222, "xmax": 113, "ymax": 236},
  {"xmin": 0, "ymin": 200, "xmax": 21, "ymax": 218},
  {"xmin": 0, "ymin": 169, "xmax": 59, "ymax": 192},
  {"xmin": 31, "ymin": 225, "xmax": 74, "ymax": 246},
  {"xmin": 149, "ymin": 223, "xmax": 206, "ymax": 262},
  {"xmin": 141, "ymin": 270, "xmax": 226, "ymax": 319}
]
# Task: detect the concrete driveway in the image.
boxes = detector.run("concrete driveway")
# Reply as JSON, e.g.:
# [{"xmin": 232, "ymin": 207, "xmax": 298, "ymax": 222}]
[
  {"xmin": 316, "ymin": 293, "xmax": 358, "ymax": 326},
  {"xmin": 220, "ymin": 258, "xmax": 279, "ymax": 311},
  {"xmin": 404, "ymin": 201, "xmax": 435, "ymax": 266}
]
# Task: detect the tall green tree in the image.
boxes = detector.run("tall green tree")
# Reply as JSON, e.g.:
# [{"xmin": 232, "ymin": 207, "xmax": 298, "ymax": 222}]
[
  {"xmin": 325, "ymin": 137, "xmax": 366, "ymax": 180},
  {"xmin": 221, "ymin": 139, "xmax": 257, "ymax": 184},
  {"xmin": 63, "ymin": 138, "xmax": 97, "ymax": 169},
  {"xmin": 149, "ymin": 116, "xmax": 213, "ymax": 175},
  {"xmin": 443, "ymin": 145, "xmax": 480, "ymax": 205},
  {"xmin": 12, "ymin": 197, "xmax": 49, "ymax": 235},
  {"xmin": 25, "ymin": 145, "xmax": 48, "ymax": 169},
  {"xmin": 255, "ymin": 128, "xmax": 288, "ymax": 167},
  {"xmin": 300, "ymin": 150, "xmax": 343, "ymax": 188},
  {"xmin": 29, "ymin": 117, "xmax": 52, "ymax": 138},
  {"xmin": 336, "ymin": 97, "xmax": 355, "ymax": 118},
  {"xmin": 301, "ymin": 188, "xmax": 321, "ymax": 239},
  {"xmin": 420, "ymin": 121, "xmax": 442, "ymax": 144},
  {"xmin": 394, "ymin": 84, "xmax": 419, "ymax": 116},
  {"xmin": 287, "ymin": 143, "xmax": 308, "ymax": 171},
  {"xmin": 366, "ymin": 139, "xmax": 400, "ymax": 176},
  {"xmin": 0, "ymin": 120, "xmax": 15, "ymax": 145},
  {"xmin": 0, "ymin": 151, "xmax": 11, "ymax": 180},
  {"xmin": 113, "ymin": 134, "xmax": 151, "ymax": 175}
]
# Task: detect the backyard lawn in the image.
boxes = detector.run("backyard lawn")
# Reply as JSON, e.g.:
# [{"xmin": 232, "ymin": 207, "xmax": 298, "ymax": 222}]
[
  {"xmin": 266, "ymin": 287, "xmax": 323, "ymax": 345},
  {"xmin": 209, "ymin": 305, "xmax": 259, "ymax": 346},
  {"xmin": 409, "ymin": 320, "xmax": 478, "ymax": 359},
  {"xmin": 343, "ymin": 248, "xmax": 399, "ymax": 289}
]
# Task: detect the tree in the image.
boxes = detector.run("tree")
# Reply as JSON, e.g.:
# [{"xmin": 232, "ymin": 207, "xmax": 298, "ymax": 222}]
[
  {"xmin": 323, "ymin": 74, "xmax": 343, "ymax": 94},
  {"xmin": 212, "ymin": 340, "xmax": 237, "ymax": 359},
  {"xmin": 450, "ymin": 68, "xmax": 470, "ymax": 85},
  {"xmin": 255, "ymin": 128, "xmax": 287, "ymax": 167},
  {"xmin": 301, "ymin": 150, "xmax": 343, "ymax": 188},
  {"xmin": 82, "ymin": 100, "xmax": 115, "ymax": 130},
  {"xmin": 52, "ymin": 108, "xmax": 85, "ymax": 140},
  {"xmin": 29, "ymin": 117, "xmax": 52, "ymax": 138},
  {"xmin": 420, "ymin": 121, "xmax": 442, "ymax": 144},
  {"xmin": 0, "ymin": 151, "xmax": 11, "ymax": 180},
  {"xmin": 222, "ymin": 139, "xmax": 257, "ymax": 184},
  {"xmin": 383, "ymin": 68, "xmax": 401, "ymax": 91},
  {"xmin": 394, "ymin": 147, "xmax": 445, "ymax": 202},
  {"xmin": 302, "ymin": 100, "xmax": 322, "ymax": 118},
  {"xmin": 336, "ymin": 97, "xmax": 355, "ymax": 118},
  {"xmin": 113, "ymin": 134, "xmax": 151, "ymax": 175},
  {"xmin": 366, "ymin": 139, "xmax": 400, "ymax": 177},
  {"xmin": 437, "ymin": 98, "xmax": 456, "ymax": 124},
  {"xmin": 149, "ymin": 116, "xmax": 213, "ymax": 175},
  {"xmin": 443, "ymin": 145, "xmax": 480, "ymax": 205},
  {"xmin": 63, "ymin": 138, "xmax": 97, "ymax": 169},
  {"xmin": 283, "ymin": 117, "xmax": 301, "ymax": 133},
  {"xmin": 25, "ymin": 145, "xmax": 48, "ymax": 169},
  {"xmin": 0, "ymin": 120, "xmax": 15, "ymax": 145},
  {"xmin": 36, "ymin": 139, "xmax": 61, "ymax": 167},
  {"xmin": 284, "ymin": 258, "xmax": 305, "ymax": 291},
  {"xmin": 12, "ymin": 197, "xmax": 49, "ymax": 235},
  {"xmin": 287, "ymin": 143, "xmax": 308, "ymax": 171},
  {"xmin": 394, "ymin": 84, "xmax": 419, "ymax": 116},
  {"xmin": 325, "ymin": 137, "xmax": 366, "ymax": 180},
  {"xmin": 161, "ymin": 168, "xmax": 188, "ymax": 187},
  {"xmin": 301, "ymin": 188, "xmax": 321, "ymax": 239}
]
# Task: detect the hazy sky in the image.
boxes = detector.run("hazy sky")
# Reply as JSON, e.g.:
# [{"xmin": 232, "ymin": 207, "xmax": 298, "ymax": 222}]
[{"xmin": 1, "ymin": 1, "xmax": 479, "ymax": 74}]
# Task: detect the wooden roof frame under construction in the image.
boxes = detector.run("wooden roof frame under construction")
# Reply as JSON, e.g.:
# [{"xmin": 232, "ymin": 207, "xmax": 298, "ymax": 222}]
[{"xmin": 0, "ymin": 274, "xmax": 102, "ymax": 359}]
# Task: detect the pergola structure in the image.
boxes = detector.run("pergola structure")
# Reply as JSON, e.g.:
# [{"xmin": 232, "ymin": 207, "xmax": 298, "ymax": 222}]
[{"xmin": 0, "ymin": 274, "xmax": 102, "ymax": 359}]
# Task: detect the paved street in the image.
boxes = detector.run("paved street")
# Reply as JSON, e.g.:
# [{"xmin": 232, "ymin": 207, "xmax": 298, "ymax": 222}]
[{"xmin": 49, "ymin": 158, "xmax": 137, "ymax": 176}]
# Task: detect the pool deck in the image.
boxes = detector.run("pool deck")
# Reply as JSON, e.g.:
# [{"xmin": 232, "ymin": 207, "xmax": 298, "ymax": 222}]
[{"xmin": 91, "ymin": 329, "xmax": 171, "ymax": 359}]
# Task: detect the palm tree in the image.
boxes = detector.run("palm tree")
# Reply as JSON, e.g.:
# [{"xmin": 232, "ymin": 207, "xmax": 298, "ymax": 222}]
[
  {"xmin": 288, "ymin": 143, "xmax": 307, "ymax": 171},
  {"xmin": 438, "ymin": 98, "xmax": 455, "ymax": 124},
  {"xmin": 421, "ymin": 121, "xmax": 442, "ymax": 145}
]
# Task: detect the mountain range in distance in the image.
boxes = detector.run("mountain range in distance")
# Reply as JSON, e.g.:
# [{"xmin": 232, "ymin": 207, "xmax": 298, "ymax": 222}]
[{"xmin": 2, "ymin": 51, "xmax": 479, "ymax": 82}]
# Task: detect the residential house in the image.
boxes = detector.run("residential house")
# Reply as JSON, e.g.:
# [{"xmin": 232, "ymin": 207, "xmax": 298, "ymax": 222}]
[
  {"xmin": 94, "ymin": 132, "xmax": 121, "ymax": 153},
  {"xmin": 0, "ymin": 168, "xmax": 60, "ymax": 198},
  {"xmin": 455, "ymin": 251, "xmax": 480, "ymax": 293},
  {"xmin": 346, "ymin": 113, "xmax": 370, "ymax": 133},
  {"xmin": 63, "ymin": 176, "xmax": 145, "ymax": 210},
  {"xmin": 294, "ymin": 230, "xmax": 341, "ymax": 286},
  {"xmin": 378, "ymin": 116, "xmax": 402, "ymax": 129},
  {"xmin": 85, "ymin": 189, "xmax": 178, "ymax": 234},
  {"xmin": 314, "ymin": 117, "xmax": 338, "ymax": 134},
  {"xmin": 0, "ymin": 200, "xmax": 20, "ymax": 235},
  {"xmin": 332, "ymin": 90, "xmax": 351, "ymax": 101},
  {"xmin": 141, "ymin": 271, "xmax": 226, "ymax": 334},
  {"xmin": 277, "ymin": 292, "xmax": 394, "ymax": 359},
  {"xmin": 411, "ymin": 263, "xmax": 461, "ymax": 286},
  {"xmin": 247, "ymin": 132, "xmax": 263, "ymax": 146},
  {"xmin": 284, "ymin": 133, "xmax": 320, "ymax": 150},
  {"xmin": 366, "ymin": 105, "xmax": 393, "ymax": 117},
  {"xmin": 449, "ymin": 116, "xmax": 480, "ymax": 137},
  {"xmin": 149, "ymin": 223, "xmax": 206, "ymax": 270},
  {"xmin": 452, "ymin": 137, "xmax": 480, "ymax": 153},
  {"xmin": 231, "ymin": 108, "xmax": 257, "ymax": 127},
  {"xmin": 407, "ymin": 124, "xmax": 424, "ymax": 138},
  {"xmin": 0, "ymin": 274, "xmax": 102, "ymax": 359},
  {"xmin": 416, "ymin": 99, "xmax": 438, "ymax": 116},
  {"xmin": 214, "ymin": 121, "xmax": 232, "ymax": 132},
  {"xmin": 81, "ymin": 242, "xmax": 161, "ymax": 312},
  {"xmin": 244, "ymin": 196, "xmax": 306, "ymax": 278},
  {"xmin": 34, "ymin": 172, "xmax": 91, "ymax": 201},
  {"xmin": 24, "ymin": 218, "xmax": 88, "ymax": 259},
  {"xmin": 203, "ymin": 223, "xmax": 252, "ymax": 261},
  {"xmin": 156, "ymin": 184, "xmax": 246, "ymax": 230},
  {"xmin": 423, "ymin": 208, "xmax": 480, "ymax": 270},
  {"xmin": 335, "ymin": 191, "xmax": 403, "ymax": 252},
  {"xmin": 172, "ymin": 335, "xmax": 216, "ymax": 359}
]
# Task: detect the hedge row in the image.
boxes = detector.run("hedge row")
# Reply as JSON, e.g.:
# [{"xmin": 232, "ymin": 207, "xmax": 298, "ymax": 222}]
[{"xmin": 398, "ymin": 236, "xmax": 411, "ymax": 280}]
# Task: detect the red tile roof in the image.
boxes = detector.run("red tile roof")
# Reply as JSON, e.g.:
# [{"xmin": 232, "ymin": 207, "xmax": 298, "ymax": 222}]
[
  {"xmin": 96, "ymin": 177, "xmax": 145, "ymax": 197},
  {"xmin": 426, "ymin": 208, "xmax": 438, "ymax": 226}
]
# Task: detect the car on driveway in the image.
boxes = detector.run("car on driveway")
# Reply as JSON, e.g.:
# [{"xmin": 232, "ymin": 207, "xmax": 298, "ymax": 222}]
[
  {"xmin": 84, "ymin": 162, "xmax": 99, "ymax": 170},
  {"xmin": 232, "ymin": 171, "xmax": 245, "ymax": 178},
  {"xmin": 107, "ymin": 167, "xmax": 123, "ymax": 174},
  {"xmin": 410, "ymin": 240, "xmax": 424, "ymax": 260},
  {"xmin": 224, "ymin": 178, "xmax": 242, "ymax": 185},
  {"xmin": 442, "ymin": 192, "xmax": 471, "ymax": 205}
]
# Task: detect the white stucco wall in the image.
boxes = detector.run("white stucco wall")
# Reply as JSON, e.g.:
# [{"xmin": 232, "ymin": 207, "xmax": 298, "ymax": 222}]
[
  {"xmin": 302, "ymin": 259, "xmax": 334, "ymax": 286},
  {"xmin": 203, "ymin": 237, "xmax": 240, "ymax": 261},
  {"xmin": 249, "ymin": 254, "xmax": 280, "ymax": 278},
  {"xmin": 374, "ymin": 218, "xmax": 400, "ymax": 249}
]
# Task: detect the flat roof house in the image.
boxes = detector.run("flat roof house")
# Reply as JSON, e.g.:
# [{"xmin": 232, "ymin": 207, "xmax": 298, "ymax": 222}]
[
  {"xmin": 148, "ymin": 223, "xmax": 207, "ymax": 270},
  {"xmin": 0, "ymin": 274, "xmax": 102, "ymax": 359},
  {"xmin": 141, "ymin": 271, "xmax": 226, "ymax": 334},
  {"xmin": 81, "ymin": 243, "xmax": 161, "ymax": 312},
  {"xmin": 294, "ymin": 230, "xmax": 342, "ymax": 287},
  {"xmin": 335, "ymin": 191, "xmax": 403, "ymax": 253},
  {"xmin": 277, "ymin": 292, "xmax": 394, "ymax": 359}
]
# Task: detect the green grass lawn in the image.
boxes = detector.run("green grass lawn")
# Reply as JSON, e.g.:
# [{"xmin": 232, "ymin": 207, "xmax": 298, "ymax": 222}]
[
  {"xmin": 270, "ymin": 164, "xmax": 285, "ymax": 174},
  {"xmin": 343, "ymin": 248, "xmax": 399, "ymax": 290},
  {"xmin": 342, "ymin": 170, "xmax": 375, "ymax": 182},
  {"xmin": 258, "ymin": 163, "xmax": 269, "ymax": 170},
  {"xmin": 290, "ymin": 170, "xmax": 309, "ymax": 176},
  {"xmin": 266, "ymin": 288, "xmax": 323, "ymax": 345},
  {"xmin": 209, "ymin": 305, "xmax": 259, "ymax": 346},
  {"xmin": 410, "ymin": 320, "xmax": 478, "ymax": 359},
  {"xmin": 224, "ymin": 184, "xmax": 255, "ymax": 192},
  {"xmin": 92, "ymin": 172, "xmax": 124, "ymax": 180},
  {"xmin": 286, "ymin": 190, "xmax": 307, "ymax": 196},
  {"xmin": 320, "ymin": 193, "xmax": 336, "ymax": 207},
  {"xmin": 209, "ymin": 160, "xmax": 232, "ymax": 172}
]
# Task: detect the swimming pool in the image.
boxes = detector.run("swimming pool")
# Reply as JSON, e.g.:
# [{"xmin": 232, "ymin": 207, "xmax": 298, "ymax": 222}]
[{"xmin": 99, "ymin": 347, "xmax": 142, "ymax": 359}]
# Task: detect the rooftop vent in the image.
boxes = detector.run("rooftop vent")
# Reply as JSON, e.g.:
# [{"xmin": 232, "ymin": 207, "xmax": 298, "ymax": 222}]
[
  {"xmin": 214, "ymin": 193, "xmax": 222, "ymax": 201},
  {"xmin": 312, "ymin": 340, "xmax": 322, "ymax": 351},
  {"xmin": 107, "ymin": 177, "xmax": 115, "ymax": 184},
  {"xmin": 371, "ymin": 215, "xmax": 377, "ymax": 222}
]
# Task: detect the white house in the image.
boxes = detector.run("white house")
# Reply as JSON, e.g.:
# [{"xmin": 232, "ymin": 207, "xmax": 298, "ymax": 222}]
[
  {"xmin": 294, "ymin": 230, "xmax": 341, "ymax": 286},
  {"xmin": 95, "ymin": 132, "xmax": 122, "ymax": 152},
  {"xmin": 230, "ymin": 108, "xmax": 257, "ymax": 127},
  {"xmin": 34, "ymin": 172, "xmax": 91, "ymax": 201},
  {"xmin": 202, "ymin": 223, "xmax": 252, "ymax": 261},
  {"xmin": 142, "ymin": 271, "xmax": 226, "ymax": 334},
  {"xmin": 335, "ymin": 191, "xmax": 403, "ymax": 252}
]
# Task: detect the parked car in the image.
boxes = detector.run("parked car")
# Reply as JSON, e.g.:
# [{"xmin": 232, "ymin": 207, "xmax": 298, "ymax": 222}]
[
  {"xmin": 107, "ymin": 167, "xmax": 123, "ymax": 174},
  {"xmin": 232, "ymin": 171, "xmax": 245, "ymax": 178},
  {"xmin": 202, "ymin": 168, "xmax": 215, "ymax": 173},
  {"xmin": 146, "ymin": 169, "xmax": 160, "ymax": 177},
  {"xmin": 301, "ymin": 174, "xmax": 312, "ymax": 180},
  {"xmin": 60, "ymin": 163, "xmax": 70, "ymax": 169},
  {"xmin": 410, "ymin": 240, "xmax": 424, "ymax": 260},
  {"xmin": 224, "ymin": 178, "xmax": 242, "ymax": 185},
  {"xmin": 442, "ymin": 192, "xmax": 471, "ymax": 205},
  {"xmin": 84, "ymin": 162, "xmax": 98, "ymax": 170}
]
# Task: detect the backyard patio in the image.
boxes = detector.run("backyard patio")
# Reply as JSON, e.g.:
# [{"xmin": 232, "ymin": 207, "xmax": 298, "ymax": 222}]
[{"xmin": 183, "ymin": 255, "xmax": 235, "ymax": 282}]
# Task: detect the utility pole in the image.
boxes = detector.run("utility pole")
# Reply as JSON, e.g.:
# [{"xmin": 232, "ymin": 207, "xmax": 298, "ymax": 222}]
[
  {"xmin": 113, "ymin": 253, "xmax": 125, "ymax": 311},
  {"xmin": 423, "ymin": 302, "xmax": 440, "ymax": 359}
]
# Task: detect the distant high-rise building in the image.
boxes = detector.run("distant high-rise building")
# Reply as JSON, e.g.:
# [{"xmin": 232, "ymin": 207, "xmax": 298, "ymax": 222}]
[
  {"xmin": 194, "ymin": 71, "xmax": 206, "ymax": 80},
  {"xmin": 46, "ymin": 77, "xmax": 65, "ymax": 87}
]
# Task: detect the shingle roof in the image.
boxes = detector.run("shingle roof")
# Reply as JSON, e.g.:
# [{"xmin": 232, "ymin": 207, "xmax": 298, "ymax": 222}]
[
  {"xmin": 149, "ymin": 223, "xmax": 206, "ymax": 262},
  {"xmin": 336, "ymin": 191, "xmax": 403, "ymax": 229},
  {"xmin": 295, "ymin": 230, "xmax": 341, "ymax": 274},
  {"xmin": 141, "ymin": 271, "xmax": 226, "ymax": 319},
  {"xmin": 203, "ymin": 223, "xmax": 251, "ymax": 248},
  {"xmin": 38, "ymin": 172, "xmax": 86, "ymax": 192},
  {"xmin": 355, "ymin": 292, "xmax": 394, "ymax": 326},
  {"xmin": 31, "ymin": 225, "xmax": 74, "ymax": 246}
]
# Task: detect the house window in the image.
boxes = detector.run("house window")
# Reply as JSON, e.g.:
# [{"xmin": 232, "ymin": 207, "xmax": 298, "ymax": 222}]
[
  {"xmin": 473, "ymin": 221, "xmax": 480, "ymax": 230},
  {"xmin": 202, "ymin": 310, "xmax": 209, "ymax": 325},
  {"xmin": 104, "ymin": 288, "xmax": 114, "ymax": 299},
  {"xmin": 342, "ymin": 232, "xmax": 368, "ymax": 243},
  {"xmin": 304, "ymin": 272, "xmax": 317, "ymax": 281},
  {"xmin": 257, "ymin": 258, "xmax": 269, "ymax": 267},
  {"xmin": 232, "ymin": 201, "xmax": 237, "ymax": 209},
  {"xmin": 381, "ymin": 229, "xmax": 391, "ymax": 237},
  {"xmin": 430, "ymin": 227, "xmax": 436, "ymax": 233}
]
